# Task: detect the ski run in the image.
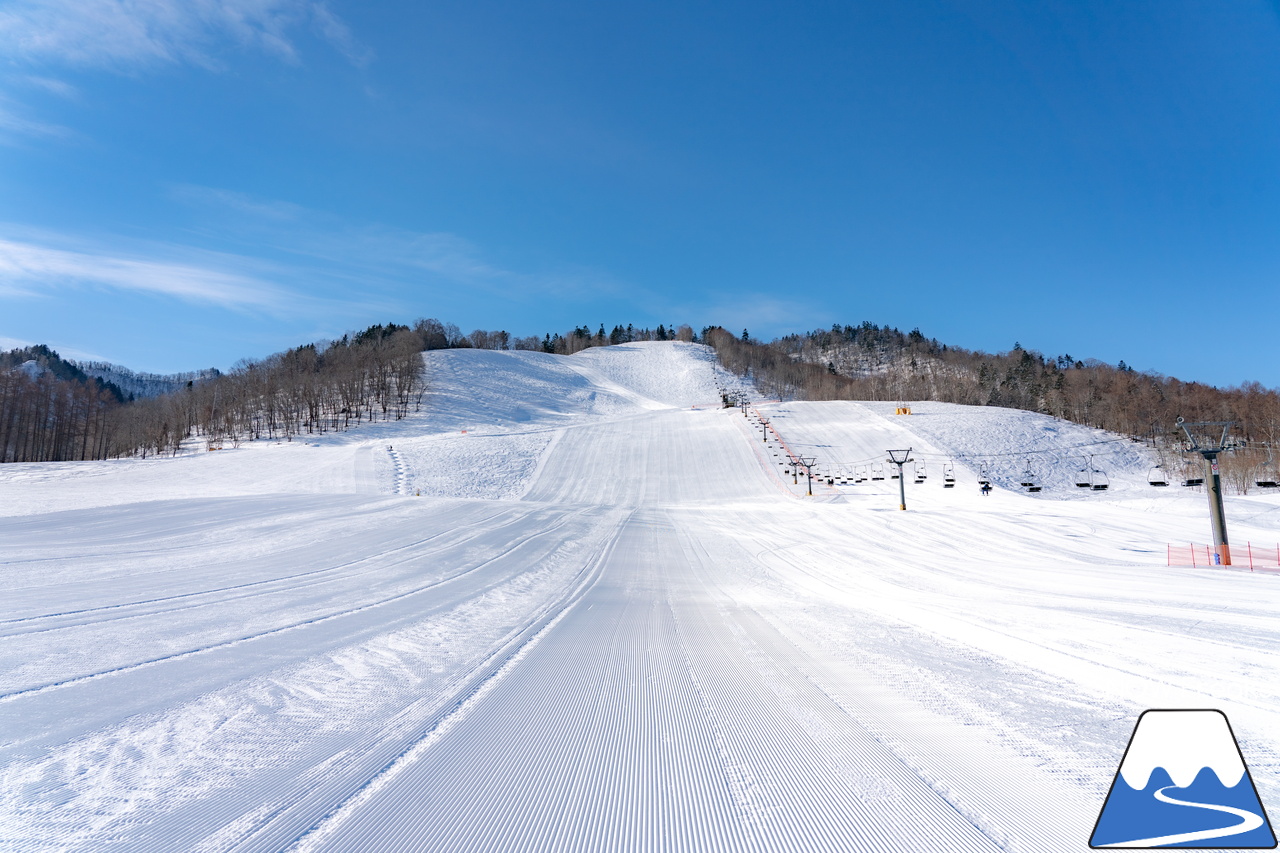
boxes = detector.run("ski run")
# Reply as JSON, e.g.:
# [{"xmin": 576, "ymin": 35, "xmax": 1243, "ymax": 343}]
[{"xmin": 2, "ymin": 341, "xmax": 1278, "ymax": 852}]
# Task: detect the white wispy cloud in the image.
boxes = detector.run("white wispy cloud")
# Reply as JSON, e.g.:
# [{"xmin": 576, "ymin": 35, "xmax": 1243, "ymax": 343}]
[
  {"xmin": 0, "ymin": 0, "xmax": 371, "ymax": 70},
  {"xmin": 0, "ymin": 94, "xmax": 72, "ymax": 141},
  {"xmin": 172, "ymin": 184, "xmax": 641, "ymax": 307},
  {"xmin": 170, "ymin": 184, "xmax": 305, "ymax": 221},
  {"xmin": 704, "ymin": 293, "xmax": 827, "ymax": 338},
  {"xmin": 0, "ymin": 1, "xmax": 370, "ymax": 140},
  {"xmin": 0, "ymin": 335, "xmax": 32, "ymax": 351},
  {"xmin": 2, "ymin": 188, "xmax": 645, "ymax": 340},
  {"xmin": 0, "ymin": 235, "xmax": 295, "ymax": 312},
  {"xmin": 0, "ymin": 334, "xmax": 111, "ymax": 363},
  {"xmin": 20, "ymin": 76, "xmax": 79, "ymax": 98}
]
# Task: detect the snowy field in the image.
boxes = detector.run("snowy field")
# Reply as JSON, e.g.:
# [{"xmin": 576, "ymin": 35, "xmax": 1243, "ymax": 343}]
[{"xmin": 2, "ymin": 341, "xmax": 1279, "ymax": 852}]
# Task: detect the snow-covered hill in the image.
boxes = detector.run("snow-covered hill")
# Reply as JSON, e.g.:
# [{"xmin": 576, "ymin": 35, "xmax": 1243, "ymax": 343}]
[
  {"xmin": 75, "ymin": 361, "xmax": 219, "ymax": 399},
  {"xmin": 2, "ymin": 341, "xmax": 1279, "ymax": 853},
  {"xmin": 761, "ymin": 399, "xmax": 1157, "ymax": 497}
]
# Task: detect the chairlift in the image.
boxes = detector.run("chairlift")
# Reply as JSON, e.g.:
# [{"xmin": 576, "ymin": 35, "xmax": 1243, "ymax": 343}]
[
  {"xmin": 1019, "ymin": 459, "xmax": 1041, "ymax": 492},
  {"xmin": 942, "ymin": 461, "xmax": 956, "ymax": 488},
  {"xmin": 977, "ymin": 463, "xmax": 991, "ymax": 486},
  {"xmin": 1147, "ymin": 466, "xmax": 1169, "ymax": 487},
  {"xmin": 1088, "ymin": 460, "xmax": 1110, "ymax": 490},
  {"xmin": 1182, "ymin": 477, "xmax": 1204, "ymax": 487},
  {"xmin": 913, "ymin": 462, "xmax": 926, "ymax": 484},
  {"xmin": 1074, "ymin": 462, "xmax": 1092, "ymax": 488},
  {"xmin": 871, "ymin": 463, "xmax": 885, "ymax": 481},
  {"xmin": 855, "ymin": 465, "xmax": 868, "ymax": 483},
  {"xmin": 1255, "ymin": 445, "xmax": 1278, "ymax": 488}
]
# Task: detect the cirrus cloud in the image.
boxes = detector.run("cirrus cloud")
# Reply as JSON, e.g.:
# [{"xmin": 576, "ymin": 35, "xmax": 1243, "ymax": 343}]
[
  {"xmin": 0, "ymin": 0, "xmax": 372, "ymax": 71},
  {"xmin": 0, "ymin": 235, "xmax": 295, "ymax": 312}
]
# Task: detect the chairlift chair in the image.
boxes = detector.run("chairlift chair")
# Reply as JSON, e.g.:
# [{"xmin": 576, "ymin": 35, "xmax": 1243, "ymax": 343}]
[
  {"xmin": 1182, "ymin": 477, "xmax": 1204, "ymax": 487},
  {"xmin": 914, "ymin": 462, "xmax": 927, "ymax": 484},
  {"xmin": 871, "ymin": 463, "xmax": 885, "ymax": 481},
  {"xmin": 977, "ymin": 464, "xmax": 991, "ymax": 486},
  {"xmin": 1091, "ymin": 469, "xmax": 1110, "ymax": 491},
  {"xmin": 1147, "ymin": 466, "xmax": 1169, "ymax": 487},
  {"xmin": 855, "ymin": 466, "xmax": 868, "ymax": 483},
  {"xmin": 1019, "ymin": 460, "xmax": 1041, "ymax": 492},
  {"xmin": 1255, "ymin": 445, "xmax": 1278, "ymax": 487},
  {"xmin": 942, "ymin": 461, "xmax": 956, "ymax": 488}
]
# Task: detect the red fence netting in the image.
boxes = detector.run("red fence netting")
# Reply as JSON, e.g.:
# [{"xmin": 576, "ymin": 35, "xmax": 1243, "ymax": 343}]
[{"xmin": 1167, "ymin": 542, "xmax": 1280, "ymax": 571}]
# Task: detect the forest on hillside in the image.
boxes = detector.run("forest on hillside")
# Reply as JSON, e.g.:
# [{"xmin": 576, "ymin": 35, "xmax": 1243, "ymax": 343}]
[
  {"xmin": 1, "ymin": 325, "xmax": 425, "ymax": 463},
  {"xmin": 701, "ymin": 324, "xmax": 1280, "ymax": 493},
  {"xmin": 0, "ymin": 346, "xmax": 125, "ymax": 464},
  {"xmin": 3, "ymin": 319, "xmax": 1278, "ymax": 494}
]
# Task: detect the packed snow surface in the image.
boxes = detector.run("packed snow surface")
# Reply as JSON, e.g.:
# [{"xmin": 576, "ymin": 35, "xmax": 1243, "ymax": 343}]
[{"xmin": 2, "ymin": 341, "xmax": 1279, "ymax": 852}]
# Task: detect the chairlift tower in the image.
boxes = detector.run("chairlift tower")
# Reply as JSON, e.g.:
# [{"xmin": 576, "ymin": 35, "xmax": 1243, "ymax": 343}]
[
  {"xmin": 759, "ymin": 417, "xmax": 770, "ymax": 443},
  {"xmin": 887, "ymin": 448, "xmax": 913, "ymax": 510},
  {"xmin": 1178, "ymin": 418, "xmax": 1234, "ymax": 566},
  {"xmin": 798, "ymin": 456, "xmax": 817, "ymax": 496}
]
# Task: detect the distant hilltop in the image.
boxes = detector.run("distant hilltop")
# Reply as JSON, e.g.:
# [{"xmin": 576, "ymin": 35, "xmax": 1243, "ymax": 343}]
[{"xmin": 74, "ymin": 361, "xmax": 222, "ymax": 401}]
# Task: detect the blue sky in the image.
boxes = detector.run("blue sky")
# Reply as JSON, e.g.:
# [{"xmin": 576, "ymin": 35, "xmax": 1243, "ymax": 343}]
[{"xmin": 2, "ymin": 1, "xmax": 1278, "ymax": 387}]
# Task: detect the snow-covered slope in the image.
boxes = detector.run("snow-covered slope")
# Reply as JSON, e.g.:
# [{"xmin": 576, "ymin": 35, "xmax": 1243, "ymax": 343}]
[
  {"xmin": 565, "ymin": 340, "xmax": 734, "ymax": 408},
  {"xmin": 759, "ymin": 400, "xmax": 1157, "ymax": 498},
  {"xmin": 2, "ymin": 341, "xmax": 1279, "ymax": 853},
  {"xmin": 383, "ymin": 342, "xmax": 751, "ymax": 502}
]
